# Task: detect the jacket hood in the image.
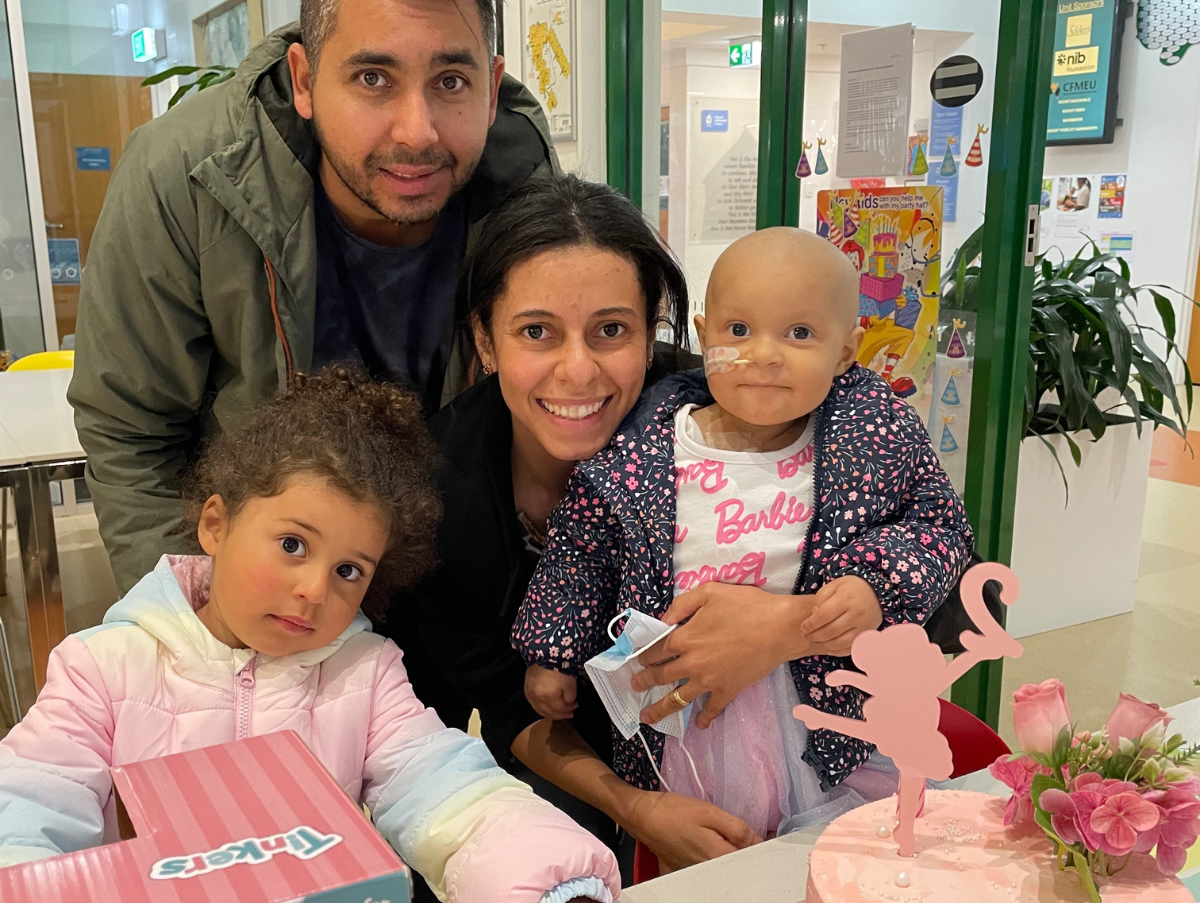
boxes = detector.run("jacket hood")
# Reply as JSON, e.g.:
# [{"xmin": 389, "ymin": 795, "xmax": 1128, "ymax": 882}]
[{"xmin": 105, "ymin": 555, "xmax": 371, "ymax": 684}]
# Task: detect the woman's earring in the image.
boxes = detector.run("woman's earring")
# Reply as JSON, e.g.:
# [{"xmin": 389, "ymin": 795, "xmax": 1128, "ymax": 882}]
[{"xmin": 483, "ymin": 363, "xmax": 494, "ymax": 376}]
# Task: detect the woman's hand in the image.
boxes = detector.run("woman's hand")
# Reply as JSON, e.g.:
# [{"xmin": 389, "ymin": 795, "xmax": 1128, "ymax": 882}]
[
  {"xmin": 626, "ymin": 790, "xmax": 763, "ymax": 872},
  {"xmin": 632, "ymin": 584, "xmax": 816, "ymax": 729}
]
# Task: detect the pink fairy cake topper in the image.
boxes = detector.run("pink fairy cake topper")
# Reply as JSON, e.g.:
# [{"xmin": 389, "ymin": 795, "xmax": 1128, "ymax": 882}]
[{"xmin": 794, "ymin": 562, "xmax": 1024, "ymax": 857}]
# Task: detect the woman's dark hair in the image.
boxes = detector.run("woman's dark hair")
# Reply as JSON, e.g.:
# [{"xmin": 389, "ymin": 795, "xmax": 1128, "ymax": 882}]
[
  {"xmin": 459, "ymin": 172, "xmax": 690, "ymax": 351},
  {"xmin": 185, "ymin": 367, "xmax": 442, "ymax": 615}
]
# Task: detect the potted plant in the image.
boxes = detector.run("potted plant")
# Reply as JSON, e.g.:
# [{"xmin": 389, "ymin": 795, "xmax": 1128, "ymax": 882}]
[{"xmin": 940, "ymin": 226, "xmax": 1196, "ymax": 637}]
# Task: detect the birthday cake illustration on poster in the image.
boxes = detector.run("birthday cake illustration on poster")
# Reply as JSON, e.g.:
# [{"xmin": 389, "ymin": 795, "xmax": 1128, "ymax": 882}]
[{"xmin": 816, "ymin": 187, "xmax": 944, "ymax": 422}]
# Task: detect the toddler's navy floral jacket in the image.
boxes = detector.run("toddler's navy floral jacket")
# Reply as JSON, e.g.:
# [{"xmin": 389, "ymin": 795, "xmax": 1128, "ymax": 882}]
[{"xmin": 512, "ymin": 365, "xmax": 974, "ymax": 791}]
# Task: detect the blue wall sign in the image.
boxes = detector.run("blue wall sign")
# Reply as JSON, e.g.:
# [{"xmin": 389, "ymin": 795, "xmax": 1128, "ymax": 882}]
[
  {"xmin": 1047, "ymin": 0, "xmax": 1125, "ymax": 146},
  {"xmin": 48, "ymin": 238, "xmax": 82, "ymax": 285},
  {"xmin": 925, "ymin": 102, "xmax": 963, "ymax": 222},
  {"xmin": 701, "ymin": 110, "xmax": 729, "ymax": 133},
  {"xmin": 75, "ymin": 146, "xmax": 111, "ymax": 171}
]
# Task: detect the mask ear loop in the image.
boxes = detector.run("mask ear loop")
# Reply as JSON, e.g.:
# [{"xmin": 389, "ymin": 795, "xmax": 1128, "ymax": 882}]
[
  {"xmin": 608, "ymin": 611, "xmax": 630, "ymax": 643},
  {"xmin": 636, "ymin": 723, "xmax": 708, "ymax": 801}
]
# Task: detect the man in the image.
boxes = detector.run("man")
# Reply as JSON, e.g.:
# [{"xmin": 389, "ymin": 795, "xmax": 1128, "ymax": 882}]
[{"xmin": 69, "ymin": 0, "xmax": 557, "ymax": 595}]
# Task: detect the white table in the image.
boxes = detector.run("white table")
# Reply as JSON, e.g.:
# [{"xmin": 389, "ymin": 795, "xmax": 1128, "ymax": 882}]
[
  {"xmin": 621, "ymin": 700, "xmax": 1200, "ymax": 902},
  {"xmin": 0, "ymin": 368, "xmax": 85, "ymax": 720}
]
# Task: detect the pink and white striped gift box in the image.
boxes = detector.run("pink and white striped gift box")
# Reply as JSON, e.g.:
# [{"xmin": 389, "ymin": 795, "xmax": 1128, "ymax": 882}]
[{"xmin": 0, "ymin": 731, "xmax": 409, "ymax": 903}]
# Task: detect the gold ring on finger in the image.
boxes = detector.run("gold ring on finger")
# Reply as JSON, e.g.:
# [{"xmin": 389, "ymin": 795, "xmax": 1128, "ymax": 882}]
[{"xmin": 670, "ymin": 688, "xmax": 688, "ymax": 709}]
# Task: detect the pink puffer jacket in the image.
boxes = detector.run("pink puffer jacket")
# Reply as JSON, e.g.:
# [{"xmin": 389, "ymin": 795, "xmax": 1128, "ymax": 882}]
[{"xmin": 0, "ymin": 556, "xmax": 619, "ymax": 903}]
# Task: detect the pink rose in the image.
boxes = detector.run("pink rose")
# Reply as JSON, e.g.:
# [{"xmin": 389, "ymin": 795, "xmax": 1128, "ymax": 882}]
[
  {"xmin": 1012, "ymin": 679, "xmax": 1072, "ymax": 755},
  {"xmin": 1105, "ymin": 693, "xmax": 1173, "ymax": 745}
]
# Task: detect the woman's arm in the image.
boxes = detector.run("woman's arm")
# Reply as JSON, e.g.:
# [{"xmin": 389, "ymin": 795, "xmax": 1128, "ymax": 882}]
[
  {"xmin": 511, "ymin": 718, "xmax": 762, "ymax": 872},
  {"xmin": 512, "ymin": 472, "xmax": 624, "ymax": 675}
]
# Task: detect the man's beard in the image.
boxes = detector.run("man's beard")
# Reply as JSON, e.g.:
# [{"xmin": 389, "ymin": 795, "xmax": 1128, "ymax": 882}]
[{"xmin": 316, "ymin": 123, "xmax": 477, "ymax": 226}]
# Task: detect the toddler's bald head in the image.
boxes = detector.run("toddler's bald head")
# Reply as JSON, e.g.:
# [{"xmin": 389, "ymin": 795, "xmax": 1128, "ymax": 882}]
[{"xmin": 705, "ymin": 228, "xmax": 861, "ymax": 333}]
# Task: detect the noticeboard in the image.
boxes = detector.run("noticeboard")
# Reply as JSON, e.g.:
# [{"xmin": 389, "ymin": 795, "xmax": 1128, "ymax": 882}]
[{"xmin": 1047, "ymin": 0, "xmax": 1126, "ymax": 146}]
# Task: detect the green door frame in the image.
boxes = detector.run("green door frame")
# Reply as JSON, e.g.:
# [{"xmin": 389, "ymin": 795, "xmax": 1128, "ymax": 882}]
[
  {"xmin": 951, "ymin": 0, "xmax": 1060, "ymax": 727},
  {"xmin": 606, "ymin": 0, "xmax": 1059, "ymax": 728},
  {"xmin": 606, "ymin": 0, "xmax": 644, "ymax": 203},
  {"xmin": 756, "ymin": 0, "xmax": 808, "ymax": 229}
]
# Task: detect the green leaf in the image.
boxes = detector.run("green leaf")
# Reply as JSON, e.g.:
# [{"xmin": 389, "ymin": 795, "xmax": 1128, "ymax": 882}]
[
  {"xmin": 141, "ymin": 65, "xmax": 207, "ymax": 86},
  {"xmin": 1028, "ymin": 751, "xmax": 1055, "ymax": 769},
  {"xmin": 1030, "ymin": 772, "xmax": 1063, "ymax": 810},
  {"xmin": 167, "ymin": 82, "xmax": 195, "ymax": 108},
  {"xmin": 1051, "ymin": 725, "xmax": 1074, "ymax": 767},
  {"xmin": 1150, "ymin": 289, "xmax": 1178, "ymax": 344},
  {"xmin": 1035, "ymin": 434, "xmax": 1071, "ymax": 504},
  {"xmin": 1064, "ymin": 432, "xmax": 1083, "ymax": 467}
]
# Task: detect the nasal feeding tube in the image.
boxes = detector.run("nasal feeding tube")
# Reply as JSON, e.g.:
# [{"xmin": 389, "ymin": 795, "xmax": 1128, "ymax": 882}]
[{"xmin": 704, "ymin": 346, "xmax": 754, "ymax": 375}]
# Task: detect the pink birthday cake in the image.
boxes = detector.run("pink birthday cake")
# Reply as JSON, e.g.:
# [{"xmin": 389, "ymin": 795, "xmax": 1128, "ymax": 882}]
[{"xmin": 805, "ymin": 789, "xmax": 1193, "ymax": 903}]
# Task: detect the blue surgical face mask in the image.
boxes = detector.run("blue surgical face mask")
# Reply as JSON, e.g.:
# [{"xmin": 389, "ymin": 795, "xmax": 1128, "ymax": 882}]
[{"xmin": 584, "ymin": 609, "xmax": 692, "ymax": 742}]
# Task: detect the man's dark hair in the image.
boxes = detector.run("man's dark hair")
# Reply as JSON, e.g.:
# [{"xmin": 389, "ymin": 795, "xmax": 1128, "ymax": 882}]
[{"xmin": 300, "ymin": 0, "xmax": 497, "ymax": 73}]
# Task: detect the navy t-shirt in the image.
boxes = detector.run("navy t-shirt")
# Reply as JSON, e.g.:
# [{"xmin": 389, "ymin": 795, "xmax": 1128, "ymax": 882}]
[{"xmin": 312, "ymin": 182, "xmax": 468, "ymax": 410}]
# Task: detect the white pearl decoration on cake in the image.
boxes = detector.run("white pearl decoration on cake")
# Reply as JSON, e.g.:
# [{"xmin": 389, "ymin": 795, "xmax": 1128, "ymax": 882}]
[
  {"xmin": 875, "ymin": 824, "xmax": 891, "ymax": 838},
  {"xmin": 895, "ymin": 871, "xmax": 911, "ymax": 888}
]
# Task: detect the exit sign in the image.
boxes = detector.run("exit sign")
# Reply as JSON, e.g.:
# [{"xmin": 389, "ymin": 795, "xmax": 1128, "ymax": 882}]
[
  {"xmin": 131, "ymin": 27, "xmax": 159, "ymax": 63},
  {"xmin": 729, "ymin": 40, "xmax": 761, "ymax": 67}
]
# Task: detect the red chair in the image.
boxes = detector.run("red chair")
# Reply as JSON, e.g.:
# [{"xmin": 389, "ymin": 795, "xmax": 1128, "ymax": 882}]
[
  {"xmin": 629, "ymin": 699, "xmax": 1009, "ymax": 884},
  {"xmin": 938, "ymin": 696, "xmax": 1011, "ymax": 778}
]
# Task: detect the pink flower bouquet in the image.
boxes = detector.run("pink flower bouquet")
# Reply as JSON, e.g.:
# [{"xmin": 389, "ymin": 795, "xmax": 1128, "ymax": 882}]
[{"xmin": 991, "ymin": 682, "xmax": 1200, "ymax": 903}]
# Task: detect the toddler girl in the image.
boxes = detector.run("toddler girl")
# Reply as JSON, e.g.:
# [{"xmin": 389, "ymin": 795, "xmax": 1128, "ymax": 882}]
[
  {"xmin": 0, "ymin": 368, "xmax": 617, "ymax": 903},
  {"xmin": 512, "ymin": 229, "xmax": 974, "ymax": 840}
]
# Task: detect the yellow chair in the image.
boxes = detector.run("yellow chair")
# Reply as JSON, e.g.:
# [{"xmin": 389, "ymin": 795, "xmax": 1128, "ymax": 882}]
[{"xmin": 5, "ymin": 350, "xmax": 74, "ymax": 371}]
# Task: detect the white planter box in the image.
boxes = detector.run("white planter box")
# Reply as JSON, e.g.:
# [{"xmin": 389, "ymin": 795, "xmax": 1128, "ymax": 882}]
[{"xmin": 1006, "ymin": 423, "xmax": 1154, "ymax": 639}]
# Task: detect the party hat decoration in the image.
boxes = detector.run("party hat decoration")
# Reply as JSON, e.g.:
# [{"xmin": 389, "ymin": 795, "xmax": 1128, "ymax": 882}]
[
  {"xmin": 965, "ymin": 125, "xmax": 988, "ymax": 167},
  {"xmin": 843, "ymin": 204, "xmax": 861, "ymax": 240},
  {"xmin": 940, "ymin": 417, "xmax": 959, "ymax": 454},
  {"xmin": 814, "ymin": 137, "xmax": 829, "ymax": 175},
  {"xmin": 912, "ymin": 142, "xmax": 929, "ymax": 176},
  {"xmin": 829, "ymin": 202, "xmax": 845, "ymax": 245},
  {"xmin": 796, "ymin": 141, "xmax": 813, "ymax": 178},
  {"xmin": 947, "ymin": 319, "xmax": 967, "ymax": 358},
  {"xmin": 941, "ymin": 374, "xmax": 961, "ymax": 406},
  {"xmin": 940, "ymin": 136, "xmax": 959, "ymax": 177}
]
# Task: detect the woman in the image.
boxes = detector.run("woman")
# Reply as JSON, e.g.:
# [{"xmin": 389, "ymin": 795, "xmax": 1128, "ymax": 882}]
[{"xmin": 384, "ymin": 174, "xmax": 767, "ymax": 882}]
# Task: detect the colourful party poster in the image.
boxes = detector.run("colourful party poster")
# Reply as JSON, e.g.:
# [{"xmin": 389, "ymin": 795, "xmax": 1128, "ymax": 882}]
[{"xmin": 816, "ymin": 186, "xmax": 944, "ymax": 422}]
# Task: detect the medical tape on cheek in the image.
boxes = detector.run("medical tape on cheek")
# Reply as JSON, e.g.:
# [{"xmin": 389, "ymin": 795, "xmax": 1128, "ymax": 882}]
[{"xmin": 704, "ymin": 346, "xmax": 744, "ymax": 375}]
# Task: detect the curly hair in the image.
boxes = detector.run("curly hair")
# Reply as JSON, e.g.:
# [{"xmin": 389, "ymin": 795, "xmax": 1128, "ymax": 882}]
[{"xmin": 185, "ymin": 367, "xmax": 442, "ymax": 617}]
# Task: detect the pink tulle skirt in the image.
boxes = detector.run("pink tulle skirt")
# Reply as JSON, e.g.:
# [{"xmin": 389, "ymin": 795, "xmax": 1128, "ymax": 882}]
[{"xmin": 661, "ymin": 665, "xmax": 900, "ymax": 838}]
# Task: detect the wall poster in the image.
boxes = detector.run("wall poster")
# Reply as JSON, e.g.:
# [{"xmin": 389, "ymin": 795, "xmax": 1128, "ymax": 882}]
[
  {"xmin": 816, "ymin": 187, "xmax": 944, "ymax": 422},
  {"xmin": 522, "ymin": 0, "xmax": 576, "ymax": 140}
]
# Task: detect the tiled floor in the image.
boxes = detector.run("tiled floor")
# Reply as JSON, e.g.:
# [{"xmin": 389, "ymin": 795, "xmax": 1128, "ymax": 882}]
[{"xmin": 998, "ymin": 476, "xmax": 1200, "ymax": 746}]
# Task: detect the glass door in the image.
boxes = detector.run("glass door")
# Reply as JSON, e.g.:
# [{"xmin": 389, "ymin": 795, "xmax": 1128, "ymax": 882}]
[
  {"xmin": 0, "ymin": 0, "xmax": 48, "ymax": 362},
  {"xmin": 619, "ymin": 0, "xmax": 1060, "ymax": 724}
]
